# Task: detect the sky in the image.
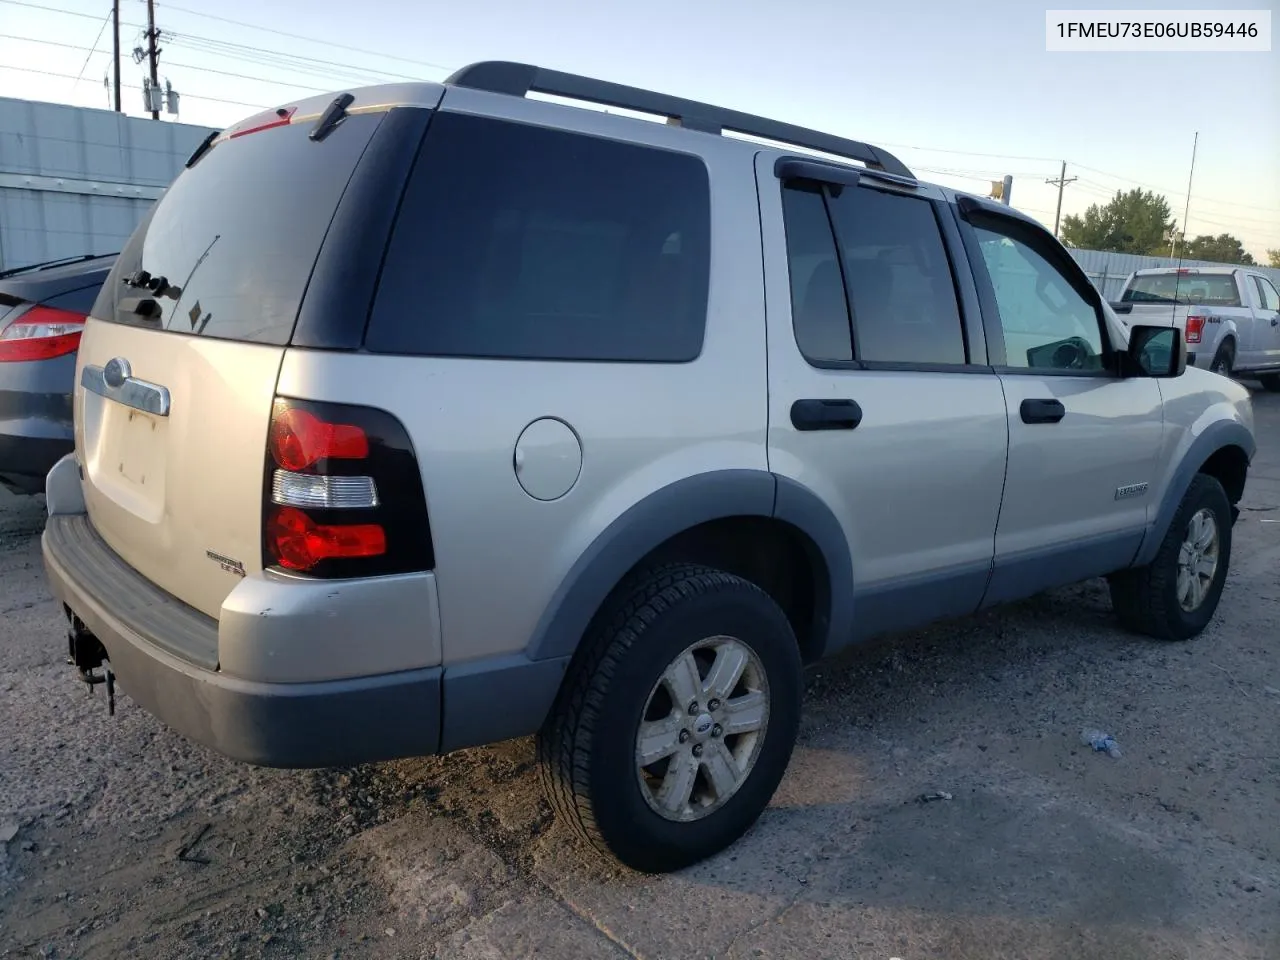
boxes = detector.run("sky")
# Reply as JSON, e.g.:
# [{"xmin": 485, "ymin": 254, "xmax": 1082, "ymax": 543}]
[{"xmin": 1, "ymin": 0, "xmax": 1277, "ymax": 257}]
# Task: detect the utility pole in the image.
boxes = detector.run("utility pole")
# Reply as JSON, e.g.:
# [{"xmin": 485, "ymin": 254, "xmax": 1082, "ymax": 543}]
[
  {"xmin": 145, "ymin": 0, "xmax": 160, "ymax": 120},
  {"xmin": 1171, "ymin": 131, "xmax": 1198, "ymax": 259},
  {"xmin": 1045, "ymin": 161, "xmax": 1077, "ymax": 238},
  {"xmin": 111, "ymin": 0, "xmax": 121, "ymax": 112}
]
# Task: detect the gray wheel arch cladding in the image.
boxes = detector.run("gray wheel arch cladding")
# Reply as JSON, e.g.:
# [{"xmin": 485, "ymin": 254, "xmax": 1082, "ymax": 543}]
[
  {"xmin": 1134, "ymin": 420, "xmax": 1255, "ymax": 567},
  {"xmin": 523, "ymin": 470, "xmax": 854, "ymax": 663}
]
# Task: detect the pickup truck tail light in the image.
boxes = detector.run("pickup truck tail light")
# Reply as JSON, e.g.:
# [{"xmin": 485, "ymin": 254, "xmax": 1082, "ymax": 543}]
[{"xmin": 1185, "ymin": 315, "xmax": 1206, "ymax": 344}]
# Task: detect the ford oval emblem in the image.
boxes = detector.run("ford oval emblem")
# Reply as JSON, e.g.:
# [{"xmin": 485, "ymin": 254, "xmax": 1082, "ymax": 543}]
[{"xmin": 103, "ymin": 357, "xmax": 131, "ymax": 389}]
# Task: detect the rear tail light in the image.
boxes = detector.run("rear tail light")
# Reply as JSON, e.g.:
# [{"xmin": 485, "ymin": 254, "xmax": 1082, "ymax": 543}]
[
  {"xmin": 263, "ymin": 397, "xmax": 433, "ymax": 578},
  {"xmin": 269, "ymin": 406, "xmax": 369, "ymax": 471},
  {"xmin": 0, "ymin": 306, "xmax": 85, "ymax": 362},
  {"xmin": 266, "ymin": 507, "xmax": 386, "ymax": 571},
  {"xmin": 1185, "ymin": 315, "xmax": 1206, "ymax": 344}
]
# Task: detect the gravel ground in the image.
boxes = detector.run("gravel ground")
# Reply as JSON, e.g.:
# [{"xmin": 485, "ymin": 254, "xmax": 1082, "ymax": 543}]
[{"xmin": 1, "ymin": 388, "xmax": 1277, "ymax": 960}]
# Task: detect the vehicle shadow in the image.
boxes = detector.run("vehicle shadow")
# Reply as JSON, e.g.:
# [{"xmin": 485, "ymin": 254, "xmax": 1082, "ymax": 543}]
[{"xmin": 321, "ymin": 571, "xmax": 1277, "ymax": 958}]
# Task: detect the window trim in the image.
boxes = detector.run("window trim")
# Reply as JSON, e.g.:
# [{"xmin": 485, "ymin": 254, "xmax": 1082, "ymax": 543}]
[
  {"xmin": 779, "ymin": 174, "xmax": 986, "ymax": 372},
  {"xmin": 1253, "ymin": 274, "xmax": 1280, "ymax": 313},
  {"xmin": 956, "ymin": 205, "xmax": 1118, "ymax": 378}
]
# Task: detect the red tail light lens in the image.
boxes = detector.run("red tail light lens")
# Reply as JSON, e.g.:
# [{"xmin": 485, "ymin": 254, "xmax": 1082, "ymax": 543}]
[
  {"xmin": 0, "ymin": 306, "xmax": 85, "ymax": 362},
  {"xmin": 268, "ymin": 404, "xmax": 369, "ymax": 471},
  {"xmin": 266, "ymin": 506, "xmax": 386, "ymax": 570},
  {"xmin": 263, "ymin": 398, "xmax": 433, "ymax": 578},
  {"xmin": 1185, "ymin": 315, "xmax": 1205, "ymax": 344}
]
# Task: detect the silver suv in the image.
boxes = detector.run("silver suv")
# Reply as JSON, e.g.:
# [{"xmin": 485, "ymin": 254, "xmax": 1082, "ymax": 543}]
[{"xmin": 42, "ymin": 62, "xmax": 1256, "ymax": 874}]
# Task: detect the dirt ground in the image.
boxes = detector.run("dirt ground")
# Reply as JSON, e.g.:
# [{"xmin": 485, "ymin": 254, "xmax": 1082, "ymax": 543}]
[{"xmin": 1, "ymin": 388, "xmax": 1277, "ymax": 960}]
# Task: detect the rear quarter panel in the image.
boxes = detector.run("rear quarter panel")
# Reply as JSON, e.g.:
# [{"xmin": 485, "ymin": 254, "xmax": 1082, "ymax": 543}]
[{"xmin": 277, "ymin": 94, "xmax": 771, "ymax": 667}]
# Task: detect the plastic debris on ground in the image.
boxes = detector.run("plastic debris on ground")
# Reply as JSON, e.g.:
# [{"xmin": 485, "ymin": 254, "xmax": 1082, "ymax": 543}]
[{"xmin": 1081, "ymin": 729, "xmax": 1122, "ymax": 757}]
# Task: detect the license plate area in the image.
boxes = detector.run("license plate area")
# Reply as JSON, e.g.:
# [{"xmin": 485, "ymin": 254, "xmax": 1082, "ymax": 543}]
[
  {"xmin": 86, "ymin": 399, "xmax": 168, "ymax": 521},
  {"xmin": 116, "ymin": 408, "xmax": 162, "ymax": 486}
]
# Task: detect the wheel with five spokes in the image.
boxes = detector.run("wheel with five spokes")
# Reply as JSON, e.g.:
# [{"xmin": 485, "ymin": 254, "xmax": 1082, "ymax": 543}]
[
  {"xmin": 538, "ymin": 564, "xmax": 802, "ymax": 873},
  {"xmin": 1108, "ymin": 473, "xmax": 1232, "ymax": 641}
]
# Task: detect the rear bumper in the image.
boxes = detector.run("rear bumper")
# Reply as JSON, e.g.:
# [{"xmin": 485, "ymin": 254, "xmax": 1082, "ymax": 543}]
[{"xmin": 42, "ymin": 513, "xmax": 442, "ymax": 768}]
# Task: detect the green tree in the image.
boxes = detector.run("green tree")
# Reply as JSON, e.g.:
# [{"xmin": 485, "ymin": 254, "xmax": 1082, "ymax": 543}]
[
  {"xmin": 1268, "ymin": 249, "xmax": 1280, "ymax": 268},
  {"xmin": 1060, "ymin": 188, "xmax": 1174, "ymax": 255},
  {"xmin": 1181, "ymin": 233, "xmax": 1255, "ymax": 265}
]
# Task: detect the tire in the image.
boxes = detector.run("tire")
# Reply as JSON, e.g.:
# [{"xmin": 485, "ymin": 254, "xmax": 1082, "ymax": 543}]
[
  {"xmin": 537, "ymin": 563, "xmax": 803, "ymax": 873},
  {"xmin": 1259, "ymin": 373, "xmax": 1280, "ymax": 392},
  {"xmin": 1108, "ymin": 474, "xmax": 1232, "ymax": 641},
  {"xmin": 1209, "ymin": 340, "xmax": 1235, "ymax": 377}
]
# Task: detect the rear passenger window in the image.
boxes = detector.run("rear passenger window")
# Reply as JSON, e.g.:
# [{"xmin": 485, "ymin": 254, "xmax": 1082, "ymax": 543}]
[
  {"xmin": 366, "ymin": 112, "xmax": 711, "ymax": 362},
  {"xmin": 781, "ymin": 184, "xmax": 852, "ymax": 362},
  {"xmin": 781, "ymin": 181, "xmax": 966, "ymax": 365},
  {"xmin": 1255, "ymin": 276, "xmax": 1280, "ymax": 312}
]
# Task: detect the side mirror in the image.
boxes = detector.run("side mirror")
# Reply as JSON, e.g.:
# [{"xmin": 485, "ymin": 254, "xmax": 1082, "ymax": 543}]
[{"xmin": 1125, "ymin": 325, "xmax": 1187, "ymax": 378}]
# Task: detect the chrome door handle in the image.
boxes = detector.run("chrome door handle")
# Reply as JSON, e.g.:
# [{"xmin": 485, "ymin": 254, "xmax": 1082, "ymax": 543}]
[{"xmin": 81, "ymin": 357, "xmax": 170, "ymax": 416}]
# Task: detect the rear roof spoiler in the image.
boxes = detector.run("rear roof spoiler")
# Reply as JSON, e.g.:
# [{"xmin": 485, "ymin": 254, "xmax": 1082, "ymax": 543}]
[{"xmin": 445, "ymin": 60, "xmax": 915, "ymax": 181}]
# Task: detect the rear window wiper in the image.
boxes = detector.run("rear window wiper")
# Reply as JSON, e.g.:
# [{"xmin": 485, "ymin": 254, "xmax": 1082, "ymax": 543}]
[
  {"xmin": 310, "ymin": 93, "xmax": 355, "ymax": 142},
  {"xmin": 121, "ymin": 269, "xmax": 180, "ymax": 299}
]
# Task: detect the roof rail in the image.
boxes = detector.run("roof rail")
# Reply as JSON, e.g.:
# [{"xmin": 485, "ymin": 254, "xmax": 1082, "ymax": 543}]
[{"xmin": 444, "ymin": 61, "xmax": 914, "ymax": 180}]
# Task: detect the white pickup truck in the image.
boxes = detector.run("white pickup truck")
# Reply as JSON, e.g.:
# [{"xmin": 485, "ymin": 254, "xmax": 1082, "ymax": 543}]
[{"xmin": 1111, "ymin": 266, "xmax": 1280, "ymax": 389}]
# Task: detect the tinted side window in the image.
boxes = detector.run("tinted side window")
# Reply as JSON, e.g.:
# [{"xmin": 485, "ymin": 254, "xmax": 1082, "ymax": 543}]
[
  {"xmin": 825, "ymin": 187, "xmax": 966, "ymax": 365},
  {"xmin": 366, "ymin": 113, "xmax": 711, "ymax": 362},
  {"xmin": 781, "ymin": 184, "xmax": 852, "ymax": 361},
  {"xmin": 974, "ymin": 225, "xmax": 1106, "ymax": 372},
  {"xmin": 1254, "ymin": 276, "xmax": 1280, "ymax": 312}
]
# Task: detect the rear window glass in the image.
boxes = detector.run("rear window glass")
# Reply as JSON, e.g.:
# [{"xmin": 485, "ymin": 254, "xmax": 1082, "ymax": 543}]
[
  {"xmin": 94, "ymin": 113, "xmax": 382, "ymax": 344},
  {"xmin": 1120, "ymin": 273, "xmax": 1241, "ymax": 306},
  {"xmin": 365, "ymin": 112, "xmax": 711, "ymax": 362}
]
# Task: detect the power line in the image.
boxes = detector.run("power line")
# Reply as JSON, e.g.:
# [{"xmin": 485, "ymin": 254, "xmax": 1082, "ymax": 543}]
[
  {"xmin": 163, "ymin": 59, "xmax": 329, "ymax": 93},
  {"xmin": 879, "ymin": 141, "xmax": 1060, "ymax": 164},
  {"xmin": 1070, "ymin": 161, "xmax": 1280, "ymax": 214},
  {"xmin": 0, "ymin": 32, "xmax": 331, "ymax": 95},
  {"xmin": 0, "ymin": 1, "xmax": 433, "ymax": 87},
  {"xmin": 0, "ymin": 0, "xmax": 132, "ymax": 21},
  {"xmin": 4, "ymin": 0, "xmax": 1279, "ymax": 224},
  {"xmin": 134, "ymin": 0, "xmax": 453, "ymax": 74},
  {"xmin": 70, "ymin": 7, "xmax": 112, "ymax": 88},
  {"xmin": 166, "ymin": 33, "xmax": 419, "ymax": 86},
  {"xmin": 0, "ymin": 62, "xmax": 268, "ymax": 109},
  {"xmin": 0, "ymin": 32, "xmax": 94, "ymax": 53},
  {"xmin": 1072, "ymin": 178, "xmax": 1278, "ymax": 228}
]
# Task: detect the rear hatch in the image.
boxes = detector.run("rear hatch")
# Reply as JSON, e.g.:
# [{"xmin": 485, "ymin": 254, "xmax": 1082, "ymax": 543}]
[{"xmin": 75, "ymin": 96, "xmax": 409, "ymax": 620}]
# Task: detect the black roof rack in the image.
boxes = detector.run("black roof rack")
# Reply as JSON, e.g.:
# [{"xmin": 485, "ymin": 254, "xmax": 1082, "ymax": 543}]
[{"xmin": 444, "ymin": 61, "xmax": 914, "ymax": 180}]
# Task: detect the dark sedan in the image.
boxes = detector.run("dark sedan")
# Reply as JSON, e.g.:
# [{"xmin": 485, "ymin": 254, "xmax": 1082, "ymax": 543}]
[{"xmin": 0, "ymin": 253, "xmax": 116, "ymax": 494}]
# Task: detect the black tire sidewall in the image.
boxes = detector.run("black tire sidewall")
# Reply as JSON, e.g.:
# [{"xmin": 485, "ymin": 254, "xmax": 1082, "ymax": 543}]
[
  {"xmin": 1156, "ymin": 476, "xmax": 1232, "ymax": 638},
  {"xmin": 1211, "ymin": 341, "xmax": 1234, "ymax": 375},
  {"xmin": 586, "ymin": 579, "xmax": 802, "ymax": 872}
]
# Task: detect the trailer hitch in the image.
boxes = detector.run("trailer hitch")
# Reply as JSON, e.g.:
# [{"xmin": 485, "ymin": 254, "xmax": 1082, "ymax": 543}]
[{"xmin": 65, "ymin": 607, "xmax": 116, "ymax": 716}]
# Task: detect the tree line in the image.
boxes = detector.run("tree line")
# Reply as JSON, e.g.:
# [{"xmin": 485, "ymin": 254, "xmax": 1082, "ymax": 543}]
[{"xmin": 1059, "ymin": 187, "xmax": 1278, "ymax": 268}]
